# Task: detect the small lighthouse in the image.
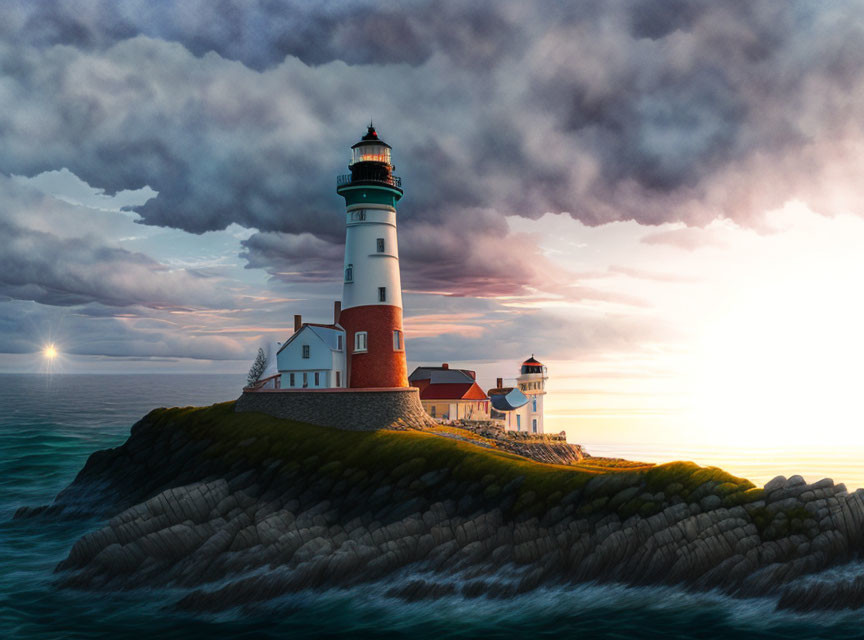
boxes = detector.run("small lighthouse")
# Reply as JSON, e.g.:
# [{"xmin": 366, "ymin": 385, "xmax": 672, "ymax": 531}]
[
  {"xmin": 336, "ymin": 125, "xmax": 408, "ymax": 388},
  {"xmin": 516, "ymin": 355, "xmax": 547, "ymax": 433}
]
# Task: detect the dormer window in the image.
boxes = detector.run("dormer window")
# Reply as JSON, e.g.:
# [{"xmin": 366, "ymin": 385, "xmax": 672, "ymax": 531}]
[
  {"xmin": 345, "ymin": 264, "xmax": 353, "ymax": 282},
  {"xmin": 376, "ymin": 238, "xmax": 385, "ymax": 253}
]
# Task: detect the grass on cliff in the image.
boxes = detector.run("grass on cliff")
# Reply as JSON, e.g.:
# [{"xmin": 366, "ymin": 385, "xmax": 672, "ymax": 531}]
[{"xmin": 147, "ymin": 402, "xmax": 759, "ymax": 512}]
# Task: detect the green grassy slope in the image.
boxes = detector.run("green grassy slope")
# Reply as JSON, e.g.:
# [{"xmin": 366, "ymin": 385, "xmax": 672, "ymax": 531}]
[{"xmin": 143, "ymin": 402, "xmax": 760, "ymax": 516}]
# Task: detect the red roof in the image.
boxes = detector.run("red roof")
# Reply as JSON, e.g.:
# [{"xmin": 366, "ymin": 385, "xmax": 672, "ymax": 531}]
[{"xmin": 414, "ymin": 381, "xmax": 488, "ymax": 401}]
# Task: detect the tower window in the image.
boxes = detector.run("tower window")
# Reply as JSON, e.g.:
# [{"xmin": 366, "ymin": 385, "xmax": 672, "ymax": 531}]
[
  {"xmin": 337, "ymin": 335, "xmax": 343, "ymax": 351},
  {"xmin": 355, "ymin": 331, "xmax": 368, "ymax": 352},
  {"xmin": 345, "ymin": 264, "xmax": 353, "ymax": 283},
  {"xmin": 378, "ymin": 287, "xmax": 386, "ymax": 302},
  {"xmin": 302, "ymin": 345, "xmax": 310, "ymax": 359},
  {"xmin": 351, "ymin": 210, "xmax": 366, "ymax": 222},
  {"xmin": 377, "ymin": 238, "xmax": 385, "ymax": 253},
  {"xmin": 393, "ymin": 330, "xmax": 402, "ymax": 351}
]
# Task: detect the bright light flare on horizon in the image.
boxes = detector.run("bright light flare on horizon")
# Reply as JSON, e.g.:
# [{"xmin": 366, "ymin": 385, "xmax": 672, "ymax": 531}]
[
  {"xmin": 43, "ymin": 344, "xmax": 58, "ymax": 360},
  {"xmin": 691, "ymin": 264, "xmax": 864, "ymax": 447}
]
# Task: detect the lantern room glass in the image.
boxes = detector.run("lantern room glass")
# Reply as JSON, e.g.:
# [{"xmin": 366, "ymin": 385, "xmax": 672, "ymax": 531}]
[{"xmin": 351, "ymin": 143, "xmax": 391, "ymax": 166}]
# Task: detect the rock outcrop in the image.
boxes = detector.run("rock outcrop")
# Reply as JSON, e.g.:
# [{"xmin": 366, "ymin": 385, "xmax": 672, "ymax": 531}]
[{"xmin": 17, "ymin": 402, "xmax": 864, "ymax": 613}]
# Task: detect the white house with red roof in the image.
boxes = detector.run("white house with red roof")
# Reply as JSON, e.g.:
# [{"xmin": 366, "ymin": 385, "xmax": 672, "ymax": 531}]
[
  {"xmin": 408, "ymin": 364, "xmax": 490, "ymax": 421},
  {"xmin": 409, "ymin": 357, "xmax": 548, "ymax": 432}
]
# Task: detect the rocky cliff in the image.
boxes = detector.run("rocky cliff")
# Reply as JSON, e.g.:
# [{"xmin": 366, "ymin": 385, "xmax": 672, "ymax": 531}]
[{"xmin": 17, "ymin": 402, "xmax": 864, "ymax": 613}]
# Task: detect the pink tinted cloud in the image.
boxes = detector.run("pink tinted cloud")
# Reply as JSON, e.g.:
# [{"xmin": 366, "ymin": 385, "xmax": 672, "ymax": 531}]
[{"xmin": 640, "ymin": 227, "xmax": 727, "ymax": 251}]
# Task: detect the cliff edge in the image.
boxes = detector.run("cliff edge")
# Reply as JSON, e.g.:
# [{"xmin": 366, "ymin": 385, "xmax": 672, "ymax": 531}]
[{"xmin": 17, "ymin": 402, "xmax": 864, "ymax": 613}]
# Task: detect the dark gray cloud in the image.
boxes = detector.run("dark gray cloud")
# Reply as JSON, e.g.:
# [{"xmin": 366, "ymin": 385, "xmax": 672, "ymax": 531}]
[
  {"xmin": 0, "ymin": 0, "xmax": 518, "ymax": 70},
  {"xmin": 0, "ymin": 176, "xmax": 235, "ymax": 309},
  {"xmin": 1, "ymin": 0, "xmax": 863, "ymax": 363},
  {"xmin": 0, "ymin": 1, "xmax": 861, "ymax": 284},
  {"xmin": 240, "ymin": 207, "xmax": 578, "ymax": 297}
]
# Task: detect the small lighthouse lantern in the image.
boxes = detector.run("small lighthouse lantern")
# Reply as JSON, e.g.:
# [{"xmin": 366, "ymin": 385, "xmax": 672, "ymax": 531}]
[{"xmin": 338, "ymin": 124, "xmax": 402, "ymax": 191}]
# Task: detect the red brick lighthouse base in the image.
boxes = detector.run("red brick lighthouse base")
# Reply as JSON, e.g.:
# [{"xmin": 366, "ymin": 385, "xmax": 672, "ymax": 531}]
[{"xmin": 340, "ymin": 305, "xmax": 407, "ymax": 388}]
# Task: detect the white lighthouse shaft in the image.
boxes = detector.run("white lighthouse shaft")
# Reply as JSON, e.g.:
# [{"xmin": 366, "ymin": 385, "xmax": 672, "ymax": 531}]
[{"xmin": 342, "ymin": 204, "xmax": 403, "ymax": 311}]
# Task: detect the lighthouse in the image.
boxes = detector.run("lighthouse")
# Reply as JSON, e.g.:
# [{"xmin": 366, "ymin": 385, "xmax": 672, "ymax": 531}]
[
  {"xmin": 336, "ymin": 125, "xmax": 408, "ymax": 388},
  {"xmin": 516, "ymin": 356, "xmax": 547, "ymax": 433}
]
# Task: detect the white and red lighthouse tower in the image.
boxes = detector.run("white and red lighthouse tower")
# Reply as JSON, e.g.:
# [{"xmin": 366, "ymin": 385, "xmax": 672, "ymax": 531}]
[{"xmin": 336, "ymin": 125, "xmax": 408, "ymax": 388}]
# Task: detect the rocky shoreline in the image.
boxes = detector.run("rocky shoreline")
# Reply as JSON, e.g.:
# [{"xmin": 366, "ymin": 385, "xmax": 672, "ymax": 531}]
[{"xmin": 15, "ymin": 402, "xmax": 864, "ymax": 613}]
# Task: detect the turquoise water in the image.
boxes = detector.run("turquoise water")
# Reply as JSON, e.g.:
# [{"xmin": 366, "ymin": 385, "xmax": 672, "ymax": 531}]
[{"xmin": 1, "ymin": 374, "xmax": 863, "ymax": 639}]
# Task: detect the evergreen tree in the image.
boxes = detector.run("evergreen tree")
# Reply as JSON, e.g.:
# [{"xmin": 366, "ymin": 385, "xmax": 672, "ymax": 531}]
[{"xmin": 246, "ymin": 347, "xmax": 268, "ymax": 387}]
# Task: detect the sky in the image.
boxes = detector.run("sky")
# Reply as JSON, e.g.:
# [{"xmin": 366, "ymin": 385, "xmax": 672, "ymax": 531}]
[{"xmin": 2, "ymin": 1, "xmax": 864, "ymax": 448}]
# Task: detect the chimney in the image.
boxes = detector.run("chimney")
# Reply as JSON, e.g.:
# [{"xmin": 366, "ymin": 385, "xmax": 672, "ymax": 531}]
[
  {"xmin": 294, "ymin": 314, "xmax": 302, "ymax": 332},
  {"xmin": 333, "ymin": 300, "xmax": 342, "ymax": 325},
  {"xmin": 496, "ymin": 377, "xmax": 503, "ymax": 389},
  {"xmin": 441, "ymin": 363, "xmax": 449, "ymax": 369}
]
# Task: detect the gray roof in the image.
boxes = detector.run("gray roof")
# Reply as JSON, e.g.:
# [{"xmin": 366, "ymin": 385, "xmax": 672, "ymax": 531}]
[
  {"xmin": 277, "ymin": 324, "xmax": 344, "ymax": 354},
  {"xmin": 489, "ymin": 387, "xmax": 529, "ymax": 412},
  {"xmin": 408, "ymin": 367, "xmax": 475, "ymax": 384}
]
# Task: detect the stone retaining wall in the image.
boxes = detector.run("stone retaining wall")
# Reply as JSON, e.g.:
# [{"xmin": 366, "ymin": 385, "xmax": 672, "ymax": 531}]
[{"xmin": 234, "ymin": 388, "xmax": 435, "ymax": 430}]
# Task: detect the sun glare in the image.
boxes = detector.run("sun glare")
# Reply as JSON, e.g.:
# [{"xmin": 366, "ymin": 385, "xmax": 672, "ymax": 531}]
[
  {"xmin": 43, "ymin": 344, "xmax": 58, "ymax": 360},
  {"xmin": 692, "ymin": 273, "xmax": 864, "ymax": 447}
]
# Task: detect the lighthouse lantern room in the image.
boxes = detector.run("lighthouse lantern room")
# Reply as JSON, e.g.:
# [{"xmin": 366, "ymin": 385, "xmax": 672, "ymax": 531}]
[{"xmin": 336, "ymin": 125, "xmax": 408, "ymax": 388}]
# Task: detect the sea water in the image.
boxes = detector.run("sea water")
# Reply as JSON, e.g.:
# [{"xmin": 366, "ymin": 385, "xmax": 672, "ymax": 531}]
[{"xmin": 1, "ymin": 373, "xmax": 862, "ymax": 639}]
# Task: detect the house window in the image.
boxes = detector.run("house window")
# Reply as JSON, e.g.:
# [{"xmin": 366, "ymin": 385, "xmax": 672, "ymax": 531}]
[
  {"xmin": 337, "ymin": 335, "xmax": 343, "ymax": 351},
  {"xmin": 393, "ymin": 330, "xmax": 402, "ymax": 351},
  {"xmin": 345, "ymin": 264, "xmax": 353, "ymax": 282},
  {"xmin": 376, "ymin": 238, "xmax": 385, "ymax": 253},
  {"xmin": 378, "ymin": 287, "xmax": 386, "ymax": 302},
  {"xmin": 430, "ymin": 405, "xmax": 436, "ymax": 417},
  {"xmin": 336, "ymin": 371, "xmax": 341, "ymax": 387},
  {"xmin": 289, "ymin": 373, "xmax": 295, "ymax": 387},
  {"xmin": 303, "ymin": 372, "xmax": 308, "ymax": 387},
  {"xmin": 517, "ymin": 414, "xmax": 521, "ymax": 430},
  {"xmin": 532, "ymin": 419, "xmax": 538, "ymax": 433},
  {"xmin": 314, "ymin": 372, "xmax": 320, "ymax": 386},
  {"xmin": 302, "ymin": 345, "xmax": 310, "ymax": 359},
  {"xmin": 354, "ymin": 331, "xmax": 367, "ymax": 352}
]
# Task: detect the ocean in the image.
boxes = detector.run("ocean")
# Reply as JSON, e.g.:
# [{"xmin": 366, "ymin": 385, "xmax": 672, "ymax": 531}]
[{"xmin": 1, "ymin": 373, "xmax": 863, "ymax": 639}]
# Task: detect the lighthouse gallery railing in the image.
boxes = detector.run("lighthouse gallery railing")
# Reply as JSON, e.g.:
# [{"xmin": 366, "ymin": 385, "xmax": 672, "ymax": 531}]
[{"xmin": 337, "ymin": 173, "xmax": 402, "ymax": 189}]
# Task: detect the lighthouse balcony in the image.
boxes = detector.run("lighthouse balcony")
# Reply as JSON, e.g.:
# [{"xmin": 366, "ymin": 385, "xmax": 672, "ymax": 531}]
[{"xmin": 337, "ymin": 172, "xmax": 402, "ymax": 191}]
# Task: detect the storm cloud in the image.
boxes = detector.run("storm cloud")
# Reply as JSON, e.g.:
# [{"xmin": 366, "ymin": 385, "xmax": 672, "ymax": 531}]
[
  {"xmin": 0, "ymin": 3, "xmax": 862, "ymax": 239},
  {"xmin": 1, "ymin": 1, "xmax": 863, "ymax": 364}
]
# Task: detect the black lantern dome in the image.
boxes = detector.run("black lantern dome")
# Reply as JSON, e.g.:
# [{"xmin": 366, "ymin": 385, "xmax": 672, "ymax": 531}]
[
  {"xmin": 338, "ymin": 124, "xmax": 401, "ymax": 192},
  {"xmin": 521, "ymin": 355, "xmax": 544, "ymax": 375}
]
